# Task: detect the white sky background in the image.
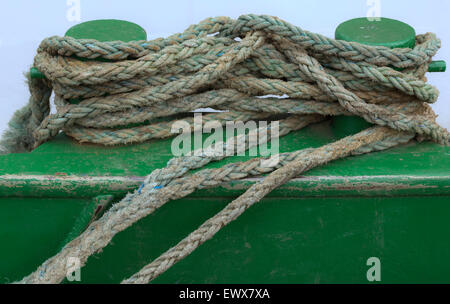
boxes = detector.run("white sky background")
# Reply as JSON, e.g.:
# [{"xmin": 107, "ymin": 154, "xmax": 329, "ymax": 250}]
[{"xmin": 0, "ymin": 0, "xmax": 449, "ymax": 135}]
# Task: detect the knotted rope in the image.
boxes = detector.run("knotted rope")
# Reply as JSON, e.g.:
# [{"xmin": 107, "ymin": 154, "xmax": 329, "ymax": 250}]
[{"xmin": 2, "ymin": 14, "xmax": 446, "ymax": 283}]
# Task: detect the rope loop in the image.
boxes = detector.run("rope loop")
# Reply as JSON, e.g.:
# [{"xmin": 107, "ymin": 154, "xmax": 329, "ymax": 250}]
[
  {"xmin": 0, "ymin": 14, "xmax": 445, "ymax": 153},
  {"xmin": 4, "ymin": 15, "xmax": 448, "ymax": 284}
]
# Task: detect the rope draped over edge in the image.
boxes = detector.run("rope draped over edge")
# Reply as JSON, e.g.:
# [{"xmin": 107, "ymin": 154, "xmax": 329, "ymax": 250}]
[{"xmin": 1, "ymin": 14, "xmax": 446, "ymax": 283}]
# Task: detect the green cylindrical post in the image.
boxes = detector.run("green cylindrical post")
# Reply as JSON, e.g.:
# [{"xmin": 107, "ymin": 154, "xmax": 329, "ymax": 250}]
[
  {"xmin": 30, "ymin": 19, "xmax": 147, "ymax": 79},
  {"xmin": 64, "ymin": 19, "xmax": 146, "ymax": 42},
  {"xmin": 32, "ymin": 20, "xmax": 147, "ymax": 248},
  {"xmin": 332, "ymin": 17, "xmax": 445, "ymax": 137}
]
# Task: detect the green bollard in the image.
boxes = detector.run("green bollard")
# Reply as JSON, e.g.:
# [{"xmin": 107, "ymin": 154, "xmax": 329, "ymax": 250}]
[
  {"xmin": 332, "ymin": 17, "xmax": 446, "ymax": 137},
  {"xmin": 65, "ymin": 19, "xmax": 146, "ymax": 42},
  {"xmin": 30, "ymin": 19, "xmax": 147, "ymax": 79},
  {"xmin": 335, "ymin": 17, "xmax": 446, "ymax": 71}
]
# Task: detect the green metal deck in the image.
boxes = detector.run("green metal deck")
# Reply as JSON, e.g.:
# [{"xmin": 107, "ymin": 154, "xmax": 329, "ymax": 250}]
[{"xmin": 0, "ymin": 120, "xmax": 448, "ymax": 283}]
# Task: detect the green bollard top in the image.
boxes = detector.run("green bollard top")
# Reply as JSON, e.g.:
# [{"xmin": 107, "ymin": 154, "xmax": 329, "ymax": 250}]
[
  {"xmin": 65, "ymin": 19, "xmax": 147, "ymax": 42},
  {"xmin": 335, "ymin": 17, "xmax": 416, "ymax": 49},
  {"xmin": 428, "ymin": 60, "xmax": 446, "ymax": 72},
  {"xmin": 335, "ymin": 17, "xmax": 445, "ymax": 72},
  {"xmin": 30, "ymin": 19, "xmax": 147, "ymax": 79},
  {"xmin": 333, "ymin": 17, "xmax": 446, "ymax": 137}
]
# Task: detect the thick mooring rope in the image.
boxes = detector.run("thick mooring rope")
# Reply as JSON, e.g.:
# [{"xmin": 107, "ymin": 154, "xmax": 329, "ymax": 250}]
[{"xmin": 2, "ymin": 14, "xmax": 446, "ymax": 283}]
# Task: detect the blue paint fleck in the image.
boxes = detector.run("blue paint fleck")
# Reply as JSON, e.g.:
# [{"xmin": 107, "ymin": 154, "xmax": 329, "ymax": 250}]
[{"xmin": 137, "ymin": 184, "xmax": 144, "ymax": 194}]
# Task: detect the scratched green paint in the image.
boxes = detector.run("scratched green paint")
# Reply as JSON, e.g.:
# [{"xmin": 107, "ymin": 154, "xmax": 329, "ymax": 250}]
[
  {"xmin": 0, "ymin": 121, "xmax": 448, "ymax": 178},
  {"xmin": 0, "ymin": 120, "xmax": 449, "ymax": 283}
]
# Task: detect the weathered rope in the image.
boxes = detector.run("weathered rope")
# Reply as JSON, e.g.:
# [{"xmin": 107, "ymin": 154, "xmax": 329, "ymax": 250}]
[
  {"xmin": 0, "ymin": 15, "xmax": 446, "ymax": 152},
  {"xmin": 3, "ymin": 14, "xmax": 446, "ymax": 283},
  {"xmin": 121, "ymin": 126, "xmax": 412, "ymax": 284}
]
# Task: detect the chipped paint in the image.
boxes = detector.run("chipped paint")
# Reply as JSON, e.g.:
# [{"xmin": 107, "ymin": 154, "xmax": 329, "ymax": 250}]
[{"xmin": 0, "ymin": 174, "xmax": 448, "ymax": 198}]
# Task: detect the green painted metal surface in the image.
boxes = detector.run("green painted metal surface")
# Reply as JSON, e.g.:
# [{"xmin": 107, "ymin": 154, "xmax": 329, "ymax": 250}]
[
  {"xmin": 78, "ymin": 195, "xmax": 450, "ymax": 284},
  {"xmin": 331, "ymin": 115, "xmax": 372, "ymax": 138},
  {"xmin": 65, "ymin": 19, "xmax": 147, "ymax": 42},
  {"xmin": 57, "ymin": 195, "xmax": 114, "ymax": 250},
  {"xmin": 335, "ymin": 17, "xmax": 416, "ymax": 48},
  {"xmin": 0, "ymin": 121, "xmax": 449, "ymax": 283},
  {"xmin": 1, "ymin": 18, "xmax": 449, "ymax": 284},
  {"xmin": 29, "ymin": 67, "xmax": 46, "ymax": 79},
  {"xmin": 0, "ymin": 197, "xmax": 91, "ymax": 283},
  {"xmin": 429, "ymin": 60, "xmax": 447, "ymax": 72}
]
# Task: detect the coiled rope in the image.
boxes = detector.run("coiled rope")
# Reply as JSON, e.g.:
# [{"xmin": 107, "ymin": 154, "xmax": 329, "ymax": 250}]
[{"xmin": 1, "ymin": 14, "xmax": 446, "ymax": 283}]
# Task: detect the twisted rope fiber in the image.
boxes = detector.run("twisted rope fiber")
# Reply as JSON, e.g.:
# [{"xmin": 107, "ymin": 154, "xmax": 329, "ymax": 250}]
[
  {"xmin": 0, "ymin": 15, "xmax": 445, "ymax": 150},
  {"xmin": 2, "ymin": 14, "xmax": 446, "ymax": 283}
]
